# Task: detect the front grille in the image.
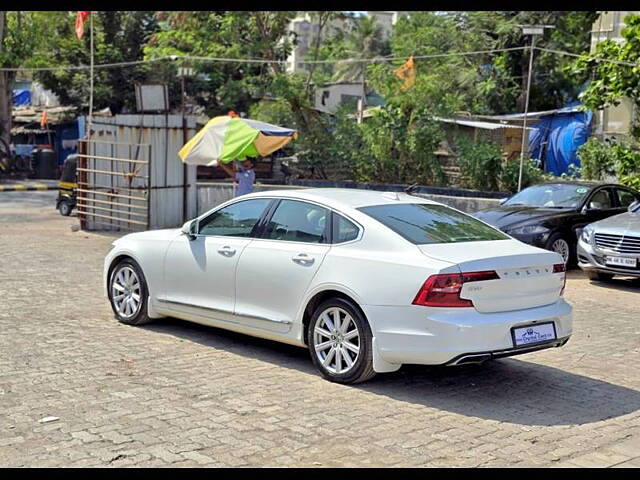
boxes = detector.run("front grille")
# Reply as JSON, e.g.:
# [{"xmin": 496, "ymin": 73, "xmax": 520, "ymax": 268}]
[{"xmin": 594, "ymin": 233, "xmax": 640, "ymax": 255}]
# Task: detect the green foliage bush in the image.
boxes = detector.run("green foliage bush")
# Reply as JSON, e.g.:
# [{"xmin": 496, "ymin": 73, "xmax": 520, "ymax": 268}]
[
  {"xmin": 499, "ymin": 159, "xmax": 545, "ymax": 194},
  {"xmin": 576, "ymin": 138, "xmax": 616, "ymax": 180},
  {"xmin": 355, "ymin": 105, "xmax": 446, "ymax": 186},
  {"xmin": 577, "ymin": 137, "xmax": 640, "ymax": 190},
  {"xmin": 453, "ymin": 135, "xmax": 502, "ymax": 191},
  {"xmin": 612, "ymin": 143, "xmax": 640, "ymax": 190}
]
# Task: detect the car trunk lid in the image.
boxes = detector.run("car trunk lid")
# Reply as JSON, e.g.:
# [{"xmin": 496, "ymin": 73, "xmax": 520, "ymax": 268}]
[{"xmin": 418, "ymin": 239, "xmax": 565, "ymax": 313}]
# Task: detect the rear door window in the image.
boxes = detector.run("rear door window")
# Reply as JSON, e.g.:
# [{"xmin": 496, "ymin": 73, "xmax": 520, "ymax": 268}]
[
  {"xmin": 262, "ymin": 200, "xmax": 329, "ymax": 243},
  {"xmin": 358, "ymin": 203, "xmax": 509, "ymax": 245},
  {"xmin": 615, "ymin": 188, "xmax": 640, "ymax": 208},
  {"xmin": 587, "ymin": 189, "xmax": 613, "ymax": 210}
]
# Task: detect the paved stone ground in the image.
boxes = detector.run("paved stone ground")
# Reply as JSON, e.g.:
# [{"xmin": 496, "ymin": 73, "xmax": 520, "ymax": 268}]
[{"xmin": 1, "ymin": 190, "xmax": 639, "ymax": 467}]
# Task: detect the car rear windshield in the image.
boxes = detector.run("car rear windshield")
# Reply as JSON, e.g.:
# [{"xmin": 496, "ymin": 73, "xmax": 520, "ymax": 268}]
[{"xmin": 358, "ymin": 203, "xmax": 509, "ymax": 245}]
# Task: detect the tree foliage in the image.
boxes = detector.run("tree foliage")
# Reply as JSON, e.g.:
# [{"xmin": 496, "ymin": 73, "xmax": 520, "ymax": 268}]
[
  {"xmin": 144, "ymin": 11, "xmax": 296, "ymax": 116},
  {"xmin": 570, "ymin": 14, "xmax": 640, "ymax": 138},
  {"xmin": 34, "ymin": 11, "xmax": 159, "ymax": 114},
  {"xmin": 1, "ymin": 11, "xmax": 61, "ymax": 144}
]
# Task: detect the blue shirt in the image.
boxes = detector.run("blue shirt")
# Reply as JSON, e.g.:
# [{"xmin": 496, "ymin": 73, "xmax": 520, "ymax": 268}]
[{"xmin": 235, "ymin": 168, "xmax": 255, "ymax": 196}]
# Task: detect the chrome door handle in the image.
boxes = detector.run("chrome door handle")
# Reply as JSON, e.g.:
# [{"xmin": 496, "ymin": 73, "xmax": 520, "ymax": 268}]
[
  {"xmin": 292, "ymin": 253, "xmax": 314, "ymax": 265},
  {"xmin": 217, "ymin": 246, "xmax": 236, "ymax": 256}
]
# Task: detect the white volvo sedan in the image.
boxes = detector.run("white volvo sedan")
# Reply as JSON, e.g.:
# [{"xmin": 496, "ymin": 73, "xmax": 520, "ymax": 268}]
[{"xmin": 104, "ymin": 188, "xmax": 572, "ymax": 384}]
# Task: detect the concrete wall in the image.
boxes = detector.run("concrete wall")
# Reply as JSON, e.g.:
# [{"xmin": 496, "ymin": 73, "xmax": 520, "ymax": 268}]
[{"xmin": 196, "ymin": 182, "xmax": 501, "ymax": 216}]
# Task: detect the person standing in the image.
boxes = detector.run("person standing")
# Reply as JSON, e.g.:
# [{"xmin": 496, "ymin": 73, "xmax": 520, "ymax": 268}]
[{"xmin": 219, "ymin": 158, "xmax": 256, "ymax": 196}]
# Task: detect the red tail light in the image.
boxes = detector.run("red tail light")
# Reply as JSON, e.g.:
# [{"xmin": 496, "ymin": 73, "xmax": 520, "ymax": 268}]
[
  {"xmin": 553, "ymin": 263, "xmax": 566, "ymax": 296},
  {"xmin": 412, "ymin": 271, "xmax": 499, "ymax": 307}
]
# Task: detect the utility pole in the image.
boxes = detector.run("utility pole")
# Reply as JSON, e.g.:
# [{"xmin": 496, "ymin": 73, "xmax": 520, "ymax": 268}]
[
  {"xmin": 516, "ymin": 25, "xmax": 554, "ymax": 192},
  {"xmin": 177, "ymin": 66, "xmax": 194, "ymax": 222},
  {"xmin": 88, "ymin": 12, "xmax": 94, "ymax": 141}
]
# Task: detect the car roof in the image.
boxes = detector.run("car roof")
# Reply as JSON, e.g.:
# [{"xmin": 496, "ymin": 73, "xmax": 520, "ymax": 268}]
[
  {"xmin": 241, "ymin": 188, "xmax": 439, "ymax": 209},
  {"xmin": 533, "ymin": 181, "xmax": 632, "ymax": 189}
]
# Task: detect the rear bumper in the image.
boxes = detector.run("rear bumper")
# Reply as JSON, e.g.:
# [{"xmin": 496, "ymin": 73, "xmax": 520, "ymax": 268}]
[
  {"xmin": 577, "ymin": 238, "xmax": 640, "ymax": 278},
  {"xmin": 445, "ymin": 336, "xmax": 570, "ymax": 366},
  {"xmin": 363, "ymin": 299, "xmax": 572, "ymax": 368}
]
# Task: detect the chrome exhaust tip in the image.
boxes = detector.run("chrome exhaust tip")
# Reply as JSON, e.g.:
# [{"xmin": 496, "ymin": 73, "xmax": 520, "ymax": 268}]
[{"xmin": 448, "ymin": 353, "xmax": 492, "ymax": 366}]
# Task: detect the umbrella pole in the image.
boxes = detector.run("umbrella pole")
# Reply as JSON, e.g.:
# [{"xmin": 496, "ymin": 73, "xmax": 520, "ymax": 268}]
[{"xmin": 232, "ymin": 160, "xmax": 236, "ymax": 197}]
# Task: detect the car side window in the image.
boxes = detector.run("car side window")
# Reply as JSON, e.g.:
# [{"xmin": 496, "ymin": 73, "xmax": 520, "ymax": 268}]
[
  {"xmin": 333, "ymin": 213, "xmax": 360, "ymax": 243},
  {"xmin": 262, "ymin": 200, "xmax": 329, "ymax": 243},
  {"xmin": 198, "ymin": 199, "xmax": 271, "ymax": 237},
  {"xmin": 587, "ymin": 189, "xmax": 613, "ymax": 210},
  {"xmin": 616, "ymin": 188, "xmax": 639, "ymax": 208}
]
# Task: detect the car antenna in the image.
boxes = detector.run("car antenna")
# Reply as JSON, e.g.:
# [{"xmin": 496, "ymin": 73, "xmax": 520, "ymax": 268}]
[{"xmin": 404, "ymin": 182, "xmax": 419, "ymax": 196}]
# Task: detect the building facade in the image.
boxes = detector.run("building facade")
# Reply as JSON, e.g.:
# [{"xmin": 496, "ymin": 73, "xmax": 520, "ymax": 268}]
[{"xmin": 285, "ymin": 11, "xmax": 407, "ymax": 74}]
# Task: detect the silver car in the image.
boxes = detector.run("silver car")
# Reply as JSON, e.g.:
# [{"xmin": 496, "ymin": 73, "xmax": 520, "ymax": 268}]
[{"xmin": 577, "ymin": 200, "xmax": 640, "ymax": 280}]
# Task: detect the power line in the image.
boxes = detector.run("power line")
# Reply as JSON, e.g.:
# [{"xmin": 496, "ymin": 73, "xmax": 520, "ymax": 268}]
[
  {"xmin": 0, "ymin": 47, "xmax": 529, "ymax": 72},
  {"xmin": 534, "ymin": 46, "xmax": 639, "ymax": 67},
  {"xmin": 2, "ymin": 45, "xmax": 637, "ymax": 72},
  {"xmin": 297, "ymin": 46, "xmax": 528, "ymax": 64},
  {"xmin": 0, "ymin": 57, "xmax": 173, "ymax": 72}
]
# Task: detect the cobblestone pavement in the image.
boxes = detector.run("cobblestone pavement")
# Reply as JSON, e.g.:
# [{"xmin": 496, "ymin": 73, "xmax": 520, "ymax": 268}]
[{"xmin": 1, "ymin": 191, "xmax": 639, "ymax": 467}]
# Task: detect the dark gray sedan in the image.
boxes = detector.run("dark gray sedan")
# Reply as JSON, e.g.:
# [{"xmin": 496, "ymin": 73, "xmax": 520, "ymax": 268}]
[{"xmin": 577, "ymin": 200, "xmax": 640, "ymax": 280}]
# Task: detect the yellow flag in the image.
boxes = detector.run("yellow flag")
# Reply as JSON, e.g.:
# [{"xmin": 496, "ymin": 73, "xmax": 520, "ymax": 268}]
[{"xmin": 394, "ymin": 55, "xmax": 416, "ymax": 91}]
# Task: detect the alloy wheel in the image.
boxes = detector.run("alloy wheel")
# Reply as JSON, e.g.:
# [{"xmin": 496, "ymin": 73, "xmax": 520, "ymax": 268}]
[
  {"xmin": 111, "ymin": 266, "xmax": 142, "ymax": 318},
  {"xmin": 313, "ymin": 307, "xmax": 360, "ymax": 375},
  {"xmin": 551, "ymin": 238, "xmax": 570, "ymax": 264}
]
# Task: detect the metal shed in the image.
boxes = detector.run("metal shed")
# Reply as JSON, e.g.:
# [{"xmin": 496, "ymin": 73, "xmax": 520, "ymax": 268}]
[{"xmin": 77, "ymin": 114, "xmax": 199, "ymax": 232}]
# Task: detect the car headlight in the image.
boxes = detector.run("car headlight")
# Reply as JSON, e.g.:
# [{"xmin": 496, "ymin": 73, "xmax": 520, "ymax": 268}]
[
  {"xmin": 581, "ymin": 226, "xmax": 595, "ymax": 244},
  {"xmin": 505, "ymin": 224, "xmax": 550, "ymax": 236}
]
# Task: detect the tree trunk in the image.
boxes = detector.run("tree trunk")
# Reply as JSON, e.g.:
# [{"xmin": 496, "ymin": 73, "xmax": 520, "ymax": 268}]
[
  {"xmin": 0, "ymin": 12, "xmax": 13, "ymax": 149},
  {"xmin": 0, "ymin": 72, "xmax": 14, "ymax": 148}
]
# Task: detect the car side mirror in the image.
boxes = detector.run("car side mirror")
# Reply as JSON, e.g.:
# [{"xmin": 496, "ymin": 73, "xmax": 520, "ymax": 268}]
[
  {"xmin": 580, "ymin": 205, "xmax": 589, "ymax": 215},
  {"xmin": 181, "ymin": 219, "xmax": 198, "ymax": 240},
  {"xmin": 629, "ymin": 200, "xmax": 640, "ymax": 212}
]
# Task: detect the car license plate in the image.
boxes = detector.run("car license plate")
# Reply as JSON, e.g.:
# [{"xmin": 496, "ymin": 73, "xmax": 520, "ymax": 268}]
[
  {"xmin": 605, "ymin": 256, "xmax": 638, "ymax": 268},
  {"xmin": 511, "ymin": 322, "xmax": 557, "ymax": 347}
]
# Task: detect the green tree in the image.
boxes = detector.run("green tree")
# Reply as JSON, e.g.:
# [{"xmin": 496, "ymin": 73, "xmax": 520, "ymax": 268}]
[
  {"xmin": 331, "ymin": 16, "xmax": 388, "ymax": 83},
  {"xmin": 372, "ymin": 11, "xmax": 597, "ymax": 116},
  {"xmin": 33, "ymin": 11, "xmax": 159, "ymax": 115},
  {"xmin": 570, "ymin": 13, "xmax": 640, "ymax": 138},
  {"xmin": 0, "ymin": 11, "xmax": 58, "ymax": 147},
  {"xmin": 144, "ymin": 11, "xmax": 296, "ymax": 116}
]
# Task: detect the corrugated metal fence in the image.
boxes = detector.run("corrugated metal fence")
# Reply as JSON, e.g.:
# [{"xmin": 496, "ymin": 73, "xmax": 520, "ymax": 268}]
[{"xmin": 80, "ymin": 114, "xmax": 198, "ymax": 231}]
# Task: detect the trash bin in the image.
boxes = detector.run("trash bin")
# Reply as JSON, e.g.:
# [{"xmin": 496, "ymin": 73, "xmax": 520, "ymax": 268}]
[{"xmin": 35, "ymin": 149, "xmax": 58, "ymax": 179}]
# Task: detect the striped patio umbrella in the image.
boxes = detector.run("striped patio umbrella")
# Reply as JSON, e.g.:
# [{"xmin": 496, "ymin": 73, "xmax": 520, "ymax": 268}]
[{"xmin": 179, "ymin": 115, "xmax": 298, "ymax": 166}]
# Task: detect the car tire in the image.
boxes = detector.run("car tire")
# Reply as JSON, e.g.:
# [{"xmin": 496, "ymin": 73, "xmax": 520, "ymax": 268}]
[
  {"xmin": 545, "ymin": 233, "xmax": 574, "ymax": 267},
  {"xmin": 587, "ymin": 271, "xmax": 614, "ymax": 282},
  {"xmin": 58, "ymin": 200, "xmax": 72, "ymax": 216},
  {"xmin": 307, "ymin": 297, "xmax": 376, "ymax": 384},
  {"xmin": 108, "ymin": 258, "xmax": 152, "ymax": 326}
]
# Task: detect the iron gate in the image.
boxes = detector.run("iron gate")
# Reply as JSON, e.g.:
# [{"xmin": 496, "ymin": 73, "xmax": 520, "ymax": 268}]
[{"xmin": 76, "ymin": 139, "xmax": 151, "ymax": 232}]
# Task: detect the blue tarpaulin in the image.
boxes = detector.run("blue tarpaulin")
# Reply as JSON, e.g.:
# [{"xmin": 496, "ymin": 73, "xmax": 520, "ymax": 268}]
[
  {"xmin": 528, "ymin": 104, "xmax": 593, "ymax": 176},
  {"xmin": 13, "ymin": 89, "xmax": 31, "ymax": 106}
]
